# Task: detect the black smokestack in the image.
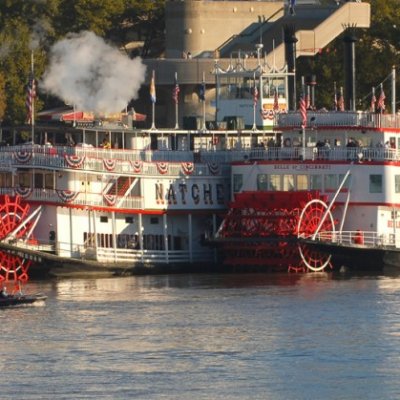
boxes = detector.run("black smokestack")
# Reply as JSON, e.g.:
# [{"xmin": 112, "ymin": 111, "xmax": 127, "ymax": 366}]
[
  {"xmin": 343, "ymin": 28, "xmax": 357, "ymax": 111},
  {"xmin": 284, "ymin": 24, "xmax": 297, "ymax": 111}
]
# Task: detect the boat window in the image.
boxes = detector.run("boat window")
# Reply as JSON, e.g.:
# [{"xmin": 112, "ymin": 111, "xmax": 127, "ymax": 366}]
[
  {"xmin": 100, "ymin": 216, "xmax": 108, "ymax": 223},
  {"xmin": 269, "ymin": 175, "xmax": 281, "ymax": 191},
  {"xmin": 369, "ymin": 174, "xmax": 383, "ymax": 193},
  {"xmin": 256, "ymin": 174, "xmax": 268, "ymax": 191},
  {"xmin": 324, "ymin": 174, "xmax": 337, "ymax": 192},
  {"xmin": 34, "ymin": 173, "xmax": 43, "ymax": 189},
  {"xmin": 18, "ymin": 172, "xmax": 30, "ymax": 188},
  {"xmin": 310, "ymin": 175, "xmax": 322, "ymax": 190},
  {"xmin": 45, "ymin": 173, "xmax": 54, "ymax": 189},
  {"xmin": 0, "ymin": 173, "xmax": 10, "ymax": 188},
  {"xmin": 283, "ymin": 175, "xmax": 295, "ymax": 191},
  {"xmin": 233, "ymin": 174, "xmax": 243, "ymax": 192},
  {"xmin": 296, "ymin": 175, "xmax": 308, "ymax": 190},
  {"xmin": 395, "ymin": 175, "xmax": 400, "ymax": 193}
]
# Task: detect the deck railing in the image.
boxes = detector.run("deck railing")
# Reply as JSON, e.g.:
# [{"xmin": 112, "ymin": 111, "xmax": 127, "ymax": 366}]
[
  {"xmin": 3, "ymin": 143, "xmax": 400, "ymax": 173},
  {"xmin": 310, "ymin": 230, "xmax": 400, "ymax": 249},
  {"xmin": 8, "ymin": 238, "xmax": 215, "ymax": 265},
  {"xmin": 278, "ymin": 111, "xmax": 400, "ymax": 129}
]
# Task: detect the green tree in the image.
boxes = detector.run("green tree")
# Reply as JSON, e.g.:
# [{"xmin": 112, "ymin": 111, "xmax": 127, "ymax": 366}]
[{"xmin": 298, "ymin": 0, "xmax": 400, "ymax": 112}]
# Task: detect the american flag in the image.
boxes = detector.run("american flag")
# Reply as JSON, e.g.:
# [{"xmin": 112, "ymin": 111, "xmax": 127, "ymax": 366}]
[
  {"xmin": 150, "ymin": 70, "xmax": 156, "ymax": 104},
  {"xmin": 273, "ymin": 88, "xmax": 279, "ymax": 113},
  {"xmin": 199, "ymin": 80, "xmax": 205, "ymax": 101},
  {"xmin": 172, "ymin": 73, "xmax": 180, "ymax": 105},
  {"xmin": 26, "ymin": 74, "xmax": 36, "ymax": 124},
  {"xmin": 377, "ymin": 85, "xmax": 385, "ymax": 113},
  {"xmin": 370, "ymin": 87, "xmax": 376, "ymax": 112},
  {"xmin": 299, "ymin": 91, "xmax": 307, "ymax": 128},
  {"xmin": 253, "ymin": 84, "xmax": 258, "ymax": 107},
  {"xmin": 337, "ymin": 87, "xmax": 345, "ymax": 112}
]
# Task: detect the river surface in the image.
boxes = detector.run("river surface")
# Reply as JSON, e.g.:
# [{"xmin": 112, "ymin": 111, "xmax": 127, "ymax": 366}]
[{"xmin": 1, "ymin": 271, "xmax": 400, "ymax": 400}]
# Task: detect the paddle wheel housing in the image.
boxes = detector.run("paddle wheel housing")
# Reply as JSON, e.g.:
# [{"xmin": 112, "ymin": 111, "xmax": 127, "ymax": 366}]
[
  {"xmin": 217, "ymin": 191, "xmax": 335, "ymax": 272},
  {"xmin": 0, "ymin": 195, "xmax": 33, "ymax": 284}
]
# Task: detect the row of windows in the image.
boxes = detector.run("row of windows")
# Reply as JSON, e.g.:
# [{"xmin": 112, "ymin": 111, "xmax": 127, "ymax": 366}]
[
  {"xmin": 83, "ymin": 233, "xmax": 184, "ymax": 251},
  {"xmin": 233, "ymin": 173, "xmax": 385, "ymax": 194}
]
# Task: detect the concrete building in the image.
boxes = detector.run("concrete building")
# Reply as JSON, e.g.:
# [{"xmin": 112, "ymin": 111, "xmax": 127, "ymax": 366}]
[{"xmin": 134, "ymin": 0, "xmax": 370, "ymax": 128}]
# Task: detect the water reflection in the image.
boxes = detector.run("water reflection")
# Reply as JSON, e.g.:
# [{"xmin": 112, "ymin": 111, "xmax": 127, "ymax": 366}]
[{"xmin": 1, "ymin": 271, "xmax": 400, "ymax": 399}]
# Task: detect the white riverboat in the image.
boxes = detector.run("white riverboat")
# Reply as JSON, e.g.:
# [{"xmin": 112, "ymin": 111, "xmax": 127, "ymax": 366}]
[
  {"xmin": 0, "ymin": 51, "xmax": 291, "ymax": 279},
  {"xmin": 0, "ymin": 49, "xmax": 397, "ymax": 279}
]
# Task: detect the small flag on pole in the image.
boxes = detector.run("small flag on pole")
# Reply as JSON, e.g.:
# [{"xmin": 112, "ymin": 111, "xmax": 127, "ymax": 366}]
[
  {"xmin": 199, "ymin": 79, "xmax": 206, "ymax": 102},
  {"xmin": 26, "ymin": 73, "xmax": 36, "ymax": 124},
  {"xmin": 377, "ymin": 84, "xmax": 385, "ymax": 113},
  {"xmin": 273, "ymin": 88, "xmax": 279, "ymax": 113},
  {"xmin": 172, "ymin": 72, "xmax": 180, "ymax": 105},
  {"xmin": 253, "ymin": 82, "xmax": 258, "ymax": 107},
  {"xmin": 150, "ymin": 70, "xmax": 156, "ymax": 104},
  {"xmin": 337, "ymin": 87, "xmax": 345, "ymax": 112},
  {"xmin": 299, "ymin": 90, "xmax": 307, "ymax": 128},
  {"xmin": 370, "ymin": 87, "xmax": 376, "ymax": 112}
]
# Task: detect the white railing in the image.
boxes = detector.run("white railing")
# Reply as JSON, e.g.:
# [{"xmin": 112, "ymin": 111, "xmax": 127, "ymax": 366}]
[
  {"xmin": 309, "ymin": 230, "xmax": 400, "ymax": 249},
  {"xmin": 0, "ymin": 146, "xmax": 400, "ymax": 176},
  {"xmin": 278, "ymin": 111, "xmax": 400, "ymax": 129},
  {"xmin": 7, "ymin": 238, "xmax": 215, "ymax": 265},
  {"xmin": 93, "ymin": 248, "xmax": 214, "ymax": 264}
]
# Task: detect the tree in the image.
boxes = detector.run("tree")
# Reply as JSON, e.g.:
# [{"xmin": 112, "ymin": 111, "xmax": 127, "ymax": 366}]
[{"xmin": 297, "ymin": 0, "xmax": 400, "ymax": 112}]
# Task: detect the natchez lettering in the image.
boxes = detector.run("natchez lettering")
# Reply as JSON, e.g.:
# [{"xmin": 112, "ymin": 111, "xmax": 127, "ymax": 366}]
[{"xmin": 155, "ymin": 183, "xmax": 225, "ymax": 205}]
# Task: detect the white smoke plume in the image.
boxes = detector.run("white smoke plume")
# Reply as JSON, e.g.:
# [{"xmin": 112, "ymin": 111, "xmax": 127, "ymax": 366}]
[{"xmin": 41, "ymin": 31, "xmax": 146, "ymax": 113}]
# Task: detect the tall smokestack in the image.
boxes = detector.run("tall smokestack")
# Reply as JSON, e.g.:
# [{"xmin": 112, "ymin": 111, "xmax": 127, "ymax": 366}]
[
  {"xmin": 284, "ymin": 24, "xmax": 297, "ymax": 111},
  {"xmin": 343, "ymin": 27, "xmax": 357, "ymax": 111}
]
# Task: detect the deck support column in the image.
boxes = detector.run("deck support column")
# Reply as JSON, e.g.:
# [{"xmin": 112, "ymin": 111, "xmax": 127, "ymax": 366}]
[
  {"xmin": 112, "ymin": 211, "xmax": 117, "ymax": 262},
  {"xmin": 163, "ymin": 213, "xmax": 169, "ymax": 264},
  {"xmin": 213, "ymin": 213, "xmax": 217, "ymax": 263},
  {"xmin": 93, "ymin": 209, "xmax": 98, "ymax": 259},
  {"xmin": 188, "ymin": 213, "xmax": 193, "ymax": 263},
  {"xmin": 69, "ymin": 207, "xmax": 73, "ymax": 256},
  {"xmin": 139, "ymin": 213, "xmax": 144, "ymax": 263}
]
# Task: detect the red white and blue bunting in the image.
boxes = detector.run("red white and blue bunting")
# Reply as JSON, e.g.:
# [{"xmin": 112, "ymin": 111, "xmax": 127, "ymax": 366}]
[
  {"xmin": 14, "ymin": 150, "xmax": 32, "ymax": 164},
  {"xmin": 181, "ymin": 162, "xmax": 194, "ymax": 175},
  {"xmin": 208, "ymin": 162, "xmax": 220, "ymax": 175},
  {"xmin": 64, "ymin": 154, "xmax": 86, "ymax": 169},
  {"xmin": 56, "ymin": 189, "xmax": 79, "ymax": 203},
  {"xmin": 260, "ymin": 109, "xmax": 275, "ymax": 120},
  {"xmin": 131, "ymin": 160, "xmax": 143, "ymax": 173},
  {"xmin": 103, "ymin": 159, "xmax": 116, "ymax": 172},
  {"xmin": 103, "ymin": 193, "xmax": 117, "ymax": 206},
  {"xmin": 14, "ymin": 186, "xmax": 33, "ymax": 199},
  {"xmin": 156, "ymin": 162, "xmax": 168, "ymax": 175}
]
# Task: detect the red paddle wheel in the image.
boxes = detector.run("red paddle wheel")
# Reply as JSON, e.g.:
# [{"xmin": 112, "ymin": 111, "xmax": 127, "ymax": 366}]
[
  {"xmin": 217, "ymin": 191, "xmax": 335, "ymax": 272},
  {"xmin": 0, "ymin": 195, "xmax": 33, "ymax": 285}
]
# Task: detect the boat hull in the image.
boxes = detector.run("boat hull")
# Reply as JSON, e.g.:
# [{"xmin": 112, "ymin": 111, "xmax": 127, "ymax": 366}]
[
  {"xmin": 301, "ymin": 239, "xmax": 400, "ymax": 270},
  {"xmin": 0, "ymin": 294, "xmax": 47, "ymax": 307}
]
